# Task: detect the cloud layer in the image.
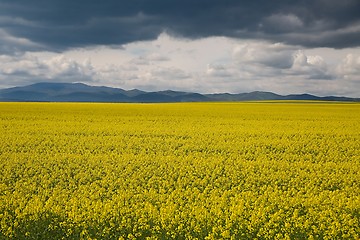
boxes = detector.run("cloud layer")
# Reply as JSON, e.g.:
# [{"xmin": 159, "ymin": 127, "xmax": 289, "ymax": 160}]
[{"xmin": 1, "ymin": 0, "xmax": 360, "ymax": 52}]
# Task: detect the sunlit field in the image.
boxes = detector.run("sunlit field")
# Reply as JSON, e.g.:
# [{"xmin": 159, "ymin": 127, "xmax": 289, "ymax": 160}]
[{"xmin": 0, "ymin": 102, "xmax": 359, "ymax": 239}]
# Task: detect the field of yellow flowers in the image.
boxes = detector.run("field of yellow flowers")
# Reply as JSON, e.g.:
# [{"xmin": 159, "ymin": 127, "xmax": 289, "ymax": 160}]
[{"xmin": 0, "ymin": 102, "xmax": 359, "ymax": 239}]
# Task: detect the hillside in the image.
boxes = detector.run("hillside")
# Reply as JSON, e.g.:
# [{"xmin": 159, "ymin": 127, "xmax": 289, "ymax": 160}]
[{"xmin": 0, "ymin": 82, "xmax": 358, "ymax": 102}]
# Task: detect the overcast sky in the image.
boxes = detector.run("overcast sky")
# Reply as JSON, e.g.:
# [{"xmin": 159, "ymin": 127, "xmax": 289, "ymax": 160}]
[{"xmin": 0, "ymin": 0, "xmax": 360, "ymax": 96}]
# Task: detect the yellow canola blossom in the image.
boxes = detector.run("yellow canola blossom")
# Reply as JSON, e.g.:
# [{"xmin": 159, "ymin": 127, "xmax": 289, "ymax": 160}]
[{"xmin": 0, "ymin": 102, "xmax": 359, "ymax": 239}]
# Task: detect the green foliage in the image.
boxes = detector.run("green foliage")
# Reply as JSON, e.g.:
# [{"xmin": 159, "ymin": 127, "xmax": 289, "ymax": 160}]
[{"xmin": 0, "ymin": 102, "xmax": 359, "ymax": 239}]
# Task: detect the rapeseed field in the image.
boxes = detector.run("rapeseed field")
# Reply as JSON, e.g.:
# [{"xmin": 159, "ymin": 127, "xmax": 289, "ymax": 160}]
[{"xmin": 0, "ymin": 102, "xmax": 359, "ymax": 239}]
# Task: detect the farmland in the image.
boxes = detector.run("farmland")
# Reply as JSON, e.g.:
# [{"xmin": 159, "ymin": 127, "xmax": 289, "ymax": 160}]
[{"xmin": 0, "ymin": 102, "xmax": 359, "ymax": 239}]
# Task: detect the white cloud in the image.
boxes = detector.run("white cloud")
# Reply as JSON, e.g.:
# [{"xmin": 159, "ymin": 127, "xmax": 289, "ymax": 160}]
[
  {"xmin": 146, "ymin": 53, "xmax": 170, "ymax": 62},
  {"xmin": 232, "ymin": 42, "xmax": 294, "ymax": 69},
  {"xmin": 44, "ymin": 55, "xmax": 95, "ymax": 79},
  {"xmin": 0, "ymin": 53, "xmax": 96, "ymax": 87},
  {"xmin": 128, "ymin": 53, "xmax": 170, "ymax": 66},
  {"xmin": 290, "ymin": 50, "xmax": 332, "ymax": 79},
  {"xmin": 336, "ymin": 54, "xmax": 360, "ymax": 80},
  {"xmin": 206, "ymin": 64, "xmax": 234, "ymax": 78},
  {"xmin": 0, "ymin": 33, "xmax": 359, "ymax": 97},
  {"xmin": 132, "ymin": 66, "xmax": 193, "ymax": 91}
]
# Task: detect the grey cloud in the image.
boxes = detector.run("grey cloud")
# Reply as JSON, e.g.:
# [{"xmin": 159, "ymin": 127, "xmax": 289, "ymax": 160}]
[
  {"xmin": 262, "ymin": 14, "xmax": 304, "ymax": 33},
  {"xmin": 261, "ymin": 22, "xmax": 360, "ymax": 49},
  {"xmin": 0, "ymin": 28, "xmax": 43, "ymax": 54},
  {"xmin": 1, "ymin": 0, "xmax": 360, "ymax": 53}
]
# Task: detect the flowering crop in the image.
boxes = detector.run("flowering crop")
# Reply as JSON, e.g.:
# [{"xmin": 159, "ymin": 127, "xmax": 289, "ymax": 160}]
[{"xmin": 0, "ymin": 102, "xmax": 359, "ymax": 239}]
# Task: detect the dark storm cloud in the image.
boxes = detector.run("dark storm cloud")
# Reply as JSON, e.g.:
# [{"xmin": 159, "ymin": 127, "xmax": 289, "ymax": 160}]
[{"xmin": 1, "ymin": 0, "xmax": 360, "ymax": 52}]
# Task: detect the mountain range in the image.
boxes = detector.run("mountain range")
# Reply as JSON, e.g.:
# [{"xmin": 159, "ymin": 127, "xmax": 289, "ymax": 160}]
[{"xmin": 0, "ymin": 82, "xmax": 358, "ymax": 102}]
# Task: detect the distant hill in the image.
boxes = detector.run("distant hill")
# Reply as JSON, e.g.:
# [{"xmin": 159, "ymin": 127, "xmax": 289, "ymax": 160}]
[
  {"xmin": 0, "ymin": 82, "xmax": 358, "ymax": 102},
  {"xmin": 206, "ymin": 91, "xmax": 284, "ymax": 101}
]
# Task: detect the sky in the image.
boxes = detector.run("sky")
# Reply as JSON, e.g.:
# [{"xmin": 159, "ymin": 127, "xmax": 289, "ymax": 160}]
[{"xmin": 0, "ymin": 0, "xmax": 360, "ymax": 97}]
